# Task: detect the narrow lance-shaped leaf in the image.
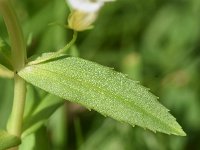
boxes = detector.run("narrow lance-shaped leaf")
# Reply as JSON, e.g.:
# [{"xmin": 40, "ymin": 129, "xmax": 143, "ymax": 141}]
[
  {"xmin": 18, "ymin": 56, "xmax": 186, "ymax": 136},
  {"xmin": 0, "ymin": 130, "xmax": 21, "ymax": 150}
]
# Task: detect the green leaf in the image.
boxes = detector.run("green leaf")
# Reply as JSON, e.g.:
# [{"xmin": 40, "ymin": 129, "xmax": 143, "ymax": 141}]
[
  {"xmin": 19, "ymin": 133, "xmax": 35, "ymax": 150},
  {"xmin": 18, "ymin": 56, "xmax": 186, "ymax": 136},
  {"xmin": 0, "ymin": 64, "xmax": 13, "ymax": 78},
  {"xmin": 0, "ymin": 79, "xmax": 13, "ymax": 129},
  {"xmin": 0, "ymin": 130, "xmax": 21, "ymax": 150},
  {"xmin": 22, "ymin": 93, "xmax": 64, "ymax": 138},
  {"xmin": 27, "ymin": 52, "xmax": 67, "ymax": 66},
  {"xmin": 79, "ymin": 119, "xmax": 126, "ymax": 150},
  {"xmin": 0, "ymin": 38, "xmax": 12, "ymax": 70},
  {"xmin": 19, "ymin": 126, "xmax": 49, "ymax": 150}
]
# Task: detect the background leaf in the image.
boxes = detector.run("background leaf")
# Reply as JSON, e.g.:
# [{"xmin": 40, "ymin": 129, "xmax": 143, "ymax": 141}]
[
  {"xmin": 0, "ymin": 78, "xmax": 13, "ymax": 129},
  {"xmin": 19, "ymin": 126, "xmax": 50, "ymax": 150},
  {"xmin": 19, "ymin": 56, "xmax": 185, "ymax": 136},
  {"xmin": 22, "ymin": 87, "xmax": 64, "ymax": 138},
  {"xmin": 0, "ymin": 38, "xmax": 12, "ymax": 70}
]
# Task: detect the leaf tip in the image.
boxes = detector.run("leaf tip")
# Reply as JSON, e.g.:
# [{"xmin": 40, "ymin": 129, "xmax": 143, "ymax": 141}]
[{"xmin": 174, "ymin": 128, "xmax": 187, "ymax": 136}]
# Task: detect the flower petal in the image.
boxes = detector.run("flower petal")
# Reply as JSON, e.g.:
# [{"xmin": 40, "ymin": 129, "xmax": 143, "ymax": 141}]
[{"xmin": 67, "ymin": 0, "xmax": 104, "ymax": 13}]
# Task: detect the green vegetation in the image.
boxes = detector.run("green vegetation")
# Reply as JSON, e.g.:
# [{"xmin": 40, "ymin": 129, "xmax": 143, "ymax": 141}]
[{"xmin": 1, "ymin": 0, "xmax": 199, "ymax": 149}]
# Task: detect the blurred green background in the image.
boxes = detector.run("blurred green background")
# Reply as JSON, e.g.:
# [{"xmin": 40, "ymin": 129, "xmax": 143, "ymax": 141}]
[{"xmin": 0, "ymin": 0, "xmax": 200, "ymax": 149}]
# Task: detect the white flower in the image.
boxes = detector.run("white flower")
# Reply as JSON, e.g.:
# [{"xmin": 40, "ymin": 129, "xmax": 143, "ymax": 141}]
[
  {"xmin": 66, "ymin": 0, "xmax": 115, "ymax": 31},
  {"xmin": 67, "ymin": 0, "xmax": 115, "ymax": 12},
  {"xmin": 67, "ymin": 0, "xmax": 104, "ymax": 13}
]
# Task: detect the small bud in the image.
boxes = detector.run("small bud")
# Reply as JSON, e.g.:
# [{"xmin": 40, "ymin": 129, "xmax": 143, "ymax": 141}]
[
  {"xmin": 68, "ymin": 10, "xmax": 97, "ymax": 31},
  {"xmin": 66, "ymin": 0, "xmax": 115, "ymax": 31}
]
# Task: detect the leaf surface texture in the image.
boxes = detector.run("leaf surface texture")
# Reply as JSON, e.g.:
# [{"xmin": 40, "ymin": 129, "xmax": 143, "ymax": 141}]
[{"xmin": 18, "ymin": 57, "xmax": 185, "ymax": 136}]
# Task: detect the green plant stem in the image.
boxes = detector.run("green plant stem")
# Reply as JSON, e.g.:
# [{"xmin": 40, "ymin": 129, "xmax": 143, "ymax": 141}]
[
  {"xmin": 0, "ymin": 0, "xmax": 26, "ymax": 70},
  {"xmin": 9, "ymin": 75, "xmax": 26, "ymax": 136},
  {"xmin": 0, "ymin": 0, "xmax": 27, "ymax": 140},
  {"xmin": 57, "ymin": 31, "xmax": 78, "ymax": 54}
]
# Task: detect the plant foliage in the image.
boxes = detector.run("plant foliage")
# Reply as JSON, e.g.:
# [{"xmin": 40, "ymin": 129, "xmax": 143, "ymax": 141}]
[{"xmin": 19, "ymin": 56, "xmax": 185, "ymax": 136}]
